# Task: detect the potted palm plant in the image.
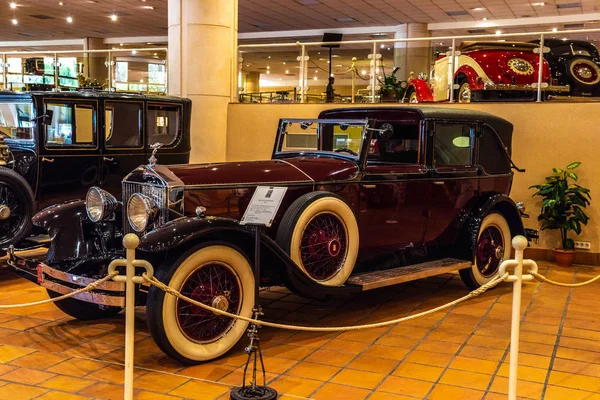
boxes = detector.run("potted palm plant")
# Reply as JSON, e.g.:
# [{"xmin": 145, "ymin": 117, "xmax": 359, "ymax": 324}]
[{"xmin": 530, "ymin": 162, "xmax": 591, "ymax": 267}]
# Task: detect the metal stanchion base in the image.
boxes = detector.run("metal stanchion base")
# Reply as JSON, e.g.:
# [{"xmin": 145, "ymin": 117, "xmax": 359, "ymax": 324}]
[{"xmin": 230, "ymin": 386, "xmax": 278, "ymax": 400}]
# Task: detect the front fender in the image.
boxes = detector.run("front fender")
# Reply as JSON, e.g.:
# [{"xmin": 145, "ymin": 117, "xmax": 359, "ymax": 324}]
[
  {"xmin": 33, "ymin": 200, "xmax": 89, "ymax": 262},
  {"xmin": 139, "ymin": 217, "xmax": 359, "ymax": 300},
  {"xmin": 406, "ymin": 79, "xmax": 434, "ymax": 102}
]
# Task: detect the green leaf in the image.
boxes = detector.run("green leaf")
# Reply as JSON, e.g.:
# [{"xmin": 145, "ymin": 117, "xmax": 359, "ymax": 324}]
[
  {"xmin": 553, "ymin": 168, "xmax": 563, "ymax": 174},
  {"xmin": 566, "ymin": 162, "xmax": 581, "ymax": 170},
  {"xmin": 567, "ymin": 172, "xmax": 578, "ymax": 181}
]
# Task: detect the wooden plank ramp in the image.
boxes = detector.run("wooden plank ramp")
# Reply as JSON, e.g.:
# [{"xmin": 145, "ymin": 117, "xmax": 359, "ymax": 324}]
[{"xmin": 346, "ymin": 258, "xmax": 472, "ymax": 291}]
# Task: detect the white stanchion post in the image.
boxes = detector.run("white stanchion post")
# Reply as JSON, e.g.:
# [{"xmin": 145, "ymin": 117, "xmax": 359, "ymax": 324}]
[
  {"xmin": 108, "ymin": 234, "xmax": 154, "ymax": 400},
  {"xmin": 508, "ymin": 236, "xmax": 526, "ymax": 400}
]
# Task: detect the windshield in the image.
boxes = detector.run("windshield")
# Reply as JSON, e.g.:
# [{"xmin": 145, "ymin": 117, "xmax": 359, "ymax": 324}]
[
  {"xmin": 275, "ymin": 118, "xmax": 369, "ymax": 159},
  {"xmin": 0, "ymin": 102, "xmax": 35, "ymax": 140}
]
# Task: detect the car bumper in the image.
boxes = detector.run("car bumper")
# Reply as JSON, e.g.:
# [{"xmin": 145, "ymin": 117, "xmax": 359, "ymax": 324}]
[
  {"xmin": 473, "ymin": 84, "xmax": 570, "ymax": 101},
  {"xmin": 483, "ymin": 83, "xmax": 570, "ymax": 92},
  {"xmin": 7, "ymin": 248, "xmax": 125, "ymax": 307}
]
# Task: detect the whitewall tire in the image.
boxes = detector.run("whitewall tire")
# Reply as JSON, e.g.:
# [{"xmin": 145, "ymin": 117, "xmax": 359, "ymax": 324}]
[{"xmin": 147, "ymin": 244, "xmax": 254, "ymax": 364}]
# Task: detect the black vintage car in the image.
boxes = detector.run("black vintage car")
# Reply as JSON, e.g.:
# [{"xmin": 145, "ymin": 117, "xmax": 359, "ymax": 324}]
[
  {"xmin": 531, "ymin": 39, "xmax": 600, "ymax": 97},
  {"xmin": 9, "ymin": 107, "xmax": 533, "ymax": 364},
  {"xmin": 0, "ymin": 90, "xmax": 191, "ymax": 253}
]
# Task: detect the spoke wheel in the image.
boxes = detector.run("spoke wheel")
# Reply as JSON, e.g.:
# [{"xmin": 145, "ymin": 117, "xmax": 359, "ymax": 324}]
[
  {"xmin": 177, "ymin": 262, "xmax": 242, "ymax": 344},
  {"xmin": 147, "ymin": 244, "xmax": 254, "ymax": 364},
  {"xmin": 460, "ymin": 212, "xmax": 511, "ymax": 290},
  {"xmin": 0, "ymin": 168, "xmax": 34, "ymax": 248},
  {"xmin": 569, "ymin": 58, "xmax": 600, "ymax": 86},
  {"xmin": 408, "ymin": 90, "xmax": 418, "ymax": 103},
  {"xmin": 300, "ymin": 212, "xmax": 348, "ymax": 281},
  {"xmin": 457, "ymin": 82, "xmax": 471, "ymax": 103}
]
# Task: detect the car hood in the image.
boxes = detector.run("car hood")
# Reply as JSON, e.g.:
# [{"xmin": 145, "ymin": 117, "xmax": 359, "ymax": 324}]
[{"xmin": 159, "ymin": 156, "xmax": 359, "ymax": 187}]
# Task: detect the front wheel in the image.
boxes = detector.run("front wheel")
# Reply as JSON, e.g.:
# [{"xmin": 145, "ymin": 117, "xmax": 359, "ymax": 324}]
[
  {"xmin": 456, "ymin": 79, "xmax": 472, "ymax": 103},
  {"xmin": 459, "ymin": 213, "xmax": 511, "ymax": 290},
  {"xmin": 146, "ymin": 244, "xmax": 254, "ymax": 364},
  {"xmin": 0, "ymin": 167, "xmax": 35, "ymax": 249},
  {"xmin": 405, "ymin": 88, "xmax": 419, "ymax": 103}
]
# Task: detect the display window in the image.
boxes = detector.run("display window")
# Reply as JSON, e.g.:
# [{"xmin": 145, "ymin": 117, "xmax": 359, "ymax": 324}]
[
  {"xmin": 146, "ymin": 104, "xmax": 180, "ymax": 147},
  {"xmin": 45, "ymin": 103, "xmax": 96, "ymax": 147},
  {"xmin": 105, "ymin": 101, "xmax": 142, "ymax": 148}
]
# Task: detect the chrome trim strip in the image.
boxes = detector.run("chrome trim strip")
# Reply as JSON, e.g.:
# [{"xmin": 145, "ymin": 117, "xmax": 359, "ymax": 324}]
[
  {"xmin": 40, "ymin": 264, "xmax": 124, "ymax": 292},
  {"xmin": 41, "ymin": 280, "xmax": 124, "ymax": 307}
]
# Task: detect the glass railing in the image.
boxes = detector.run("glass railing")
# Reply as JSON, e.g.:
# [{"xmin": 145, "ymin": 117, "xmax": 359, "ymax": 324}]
[
  {"xmin": 0, "ymin": 47, "xmax": 168, "ymax": 94},
  {"xmin": 237, "ymin": 27, "xmax": 600, "ymax": 103}
]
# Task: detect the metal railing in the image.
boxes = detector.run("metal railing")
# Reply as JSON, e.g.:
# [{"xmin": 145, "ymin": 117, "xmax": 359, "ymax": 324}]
[{"xmin": 237, "ymin": 27, "xmax": 600, "ymax": 104}]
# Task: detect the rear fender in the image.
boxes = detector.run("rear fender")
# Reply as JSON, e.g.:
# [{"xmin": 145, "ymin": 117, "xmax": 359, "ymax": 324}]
[
  {"xmin": 139, "ymin": 217, "xmax": 358, "ymax": 300},
  {"xmin": 406, "ymin": 79, "xmax": 434, "ymax": 102},
  {"xmin": 454, "ymin": 66, "xmax": 485, "ymax": 90}
]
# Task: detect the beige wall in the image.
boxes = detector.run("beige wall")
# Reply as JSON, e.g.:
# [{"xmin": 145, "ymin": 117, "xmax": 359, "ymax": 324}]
[{"xmin": 227, "ymin": 102, "xmax": 600, "ymax": 253}]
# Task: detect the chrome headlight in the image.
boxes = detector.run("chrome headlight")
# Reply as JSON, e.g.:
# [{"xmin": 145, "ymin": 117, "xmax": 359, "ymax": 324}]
[
  {"xmin": 127, "ymin": 193, "xmax": 159, "ymax": 232},
  {"xmin": 86, "ymin": 187, "xmax": 118, "ymax": 222}
]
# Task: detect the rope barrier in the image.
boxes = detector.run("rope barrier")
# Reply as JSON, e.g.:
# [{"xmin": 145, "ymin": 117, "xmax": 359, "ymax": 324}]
[
  {"xmin": 529, "ymin": 270, "xmax": 600, "ymax": 287},
  {"xmin": 0, "ymin": 271, "xmax": 119, "ymax": 309},
  {"xmin": 142, "ymin": 272, "xmax": 509, "ymax": 332}
]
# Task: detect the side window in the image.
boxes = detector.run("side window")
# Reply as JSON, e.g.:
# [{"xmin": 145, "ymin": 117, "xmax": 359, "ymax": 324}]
[
  {"xmin": 45, "ymin": 103, "xmax": 96, "ymax": 147},
  {"xmin": 146, "ymin": 104, "xmax": 181, "ymax": 147},
  {"xmin": 368, "ymin": 123, "xmax": 420, "ymax": 164},
  {"xmin": 433, "ymin": 123, "xmax": 473, "ymax": 166},
  {"xmin": 105, "ymin": 101, "xmax": 142, "ymax": 148}
]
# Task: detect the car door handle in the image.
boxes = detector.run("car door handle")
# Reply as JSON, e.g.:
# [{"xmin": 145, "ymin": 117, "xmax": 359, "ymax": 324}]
[
  {"xmin": 103, "ymin": 157, "xmax": 114, "ymax": 162},
  {"xmin": 362, "ymin": 184, "xmax": 376, "ymax": 189},
  {"xmin": 41, "ymin": 157, "xmax": 54, "ymax": 163},
  {"xmin": 433, "ymin": 181, "xmax": 445, "ymax": 185}
]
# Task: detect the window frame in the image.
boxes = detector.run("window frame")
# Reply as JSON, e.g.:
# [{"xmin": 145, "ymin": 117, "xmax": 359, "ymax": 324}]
[
  {"xmin": 145, "ymin": 102, "xmax": 183, "ymax": 149},
  {"xmin": 365, "ymin": 121, "xmax": 424, "ymax": 166},
  {"xmin": 43, "ymin": 100, "xmax": 98, "ymax": 151},
  {"xmin": 103, "ymin": 99, "xmax": 144, "ymax": 150},
  {"xmin": 431, "ymin": 121, "xmax": 476, "ymax": 170}
]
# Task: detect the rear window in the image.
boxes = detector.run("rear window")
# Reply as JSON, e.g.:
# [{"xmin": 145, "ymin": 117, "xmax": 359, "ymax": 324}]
[
  {"xmin": 146, "ymin": 104, "xmax": 181, "ymax": 147},
  {"xmin": 479, "ymin": 125, "xmax": 511, "ymax": 174}
]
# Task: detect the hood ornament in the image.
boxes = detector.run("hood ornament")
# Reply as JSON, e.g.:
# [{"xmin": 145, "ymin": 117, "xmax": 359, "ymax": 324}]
[{"xmin": 148, "ymin": 142, "xmax": 163, "ymax": 167}]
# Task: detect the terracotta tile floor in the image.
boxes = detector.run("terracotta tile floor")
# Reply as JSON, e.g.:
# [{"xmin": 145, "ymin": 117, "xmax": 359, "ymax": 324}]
[{"xmin": 0, "ymin": 259, "xmax": 599, "ymax": 399}]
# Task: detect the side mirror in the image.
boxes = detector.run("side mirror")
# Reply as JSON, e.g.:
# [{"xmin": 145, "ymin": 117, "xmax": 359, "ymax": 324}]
[{"xmin": 32, "ymin": 109, "xmax": 53, "ymax": 125}]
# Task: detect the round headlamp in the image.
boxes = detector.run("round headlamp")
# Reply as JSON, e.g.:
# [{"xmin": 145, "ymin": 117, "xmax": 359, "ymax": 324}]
[
  {"xmin": 86, "ymin": 187, "xmax": 118, "ymax": 222},
  {"xmin": 127, "ymin": 193, "xmax": 159, "ymax": 232}
]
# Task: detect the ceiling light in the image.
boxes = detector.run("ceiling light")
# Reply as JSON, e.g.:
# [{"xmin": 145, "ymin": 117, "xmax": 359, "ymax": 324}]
[
  {"xmin": 285, "ymin": 70, "xmax": 289, "ymax": 73},
  {"xmin": 266, "ymin": 66, "xmax": 270, "ymax": 69},
  {"xmin": 531, "ymin": 2, "xmax": 544, "ymax": 5},
  {"xmin": 380, "ymin": 44, "xmax": 385, "ymax": 48},
  {"xmin": 142, "ymin": 6, "xmax": 154, "ymax": 9},
  {"xmin": 132, "ymin": 50, "xmax": 137, "ymax": 55},
  {"xmin": 313, "ymin": 76, "xmax": 318, "ymax": 80},
  {"xmin": 9, "ymin": 2, "xmax": 17, "ymax": 9},
  {"xmin": 552, "ymin": 27, "xmax": 558, "ymax": 32},
  {"xmin": 361, "ymin": 69, "xmax": 367, "ymax": 75},
  {"xmin": 140, "ymin": 79, "xmax": 144, "ymax": 83},
  {"xmin": 66, "ymin": 16, "xmax": 73, "ymax": 23},
  {"xmin": 282, "ymin": 62, "xmax": 286, "ymax": 64},
  {"xmin": 336, "ymin": 17, "xmax": 355, "ymax": 22},
  {"xmin": 562, "ymin": 37, "xmax": 568, "ymax": 41},
  {"xmin": 11, "ymin": 18, "xmax": 17, "ymax": 25},
  {"xmin": 110, "ymin": 14, "xmax": 118, "ymax": 21},
  {"xmin": 387, "ymin": 47, "xmax": 391, "ymax": 51},
  {"xmin": 483, "ymin": 17, "xmax": 487, "ymax": 21},
  {"xmin": 471, "ymin": 7, "xmax": 485, "ymax": 11},
  {"xmin": 495, "ymin": 30, "xmax": 502, "ymax": 35},
  {"xmin": 59, "ymin": 1, "xmax": 63, "ymax": 4},
  {"xmin": 267, "ymin": 56, "xmax": 271, "ymax": 59},
  {"xmin": 266, "ymin": 70, "xmax": 270, "ymax": 74},
  {"xmin": 155, "ymin": 53, "xmax": 158, "ymax": 56},
  {"xmin": 119, "ymin": 43, "xmax": 123, "ymax": 46}
]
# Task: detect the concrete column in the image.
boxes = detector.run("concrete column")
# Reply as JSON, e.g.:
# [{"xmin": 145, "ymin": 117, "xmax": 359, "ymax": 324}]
[
  {"xmin": 245, "ymin": 71, "xmax": 260, "ymax": 93},
  {"xmin": 394, "ymin": 23, "xmax": 431, "ymax": 81},
  {"xmin": 168, "ymin": 0, "xmax": 238, "ymax": 163},
  {"xmin": 83, "ymin": 38, "xmax": 109, "ymax": 87}
]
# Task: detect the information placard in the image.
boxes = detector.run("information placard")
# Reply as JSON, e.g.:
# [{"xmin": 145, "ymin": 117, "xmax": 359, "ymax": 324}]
[{"xmin": 240, "ymin": 186, "xmax": 288, "ymax": 227}]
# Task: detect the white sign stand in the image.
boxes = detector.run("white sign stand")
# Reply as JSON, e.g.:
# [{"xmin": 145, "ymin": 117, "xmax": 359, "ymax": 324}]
[{"xmin": 241, "ymin": 186, "xmax": 287, "ymax": 227}]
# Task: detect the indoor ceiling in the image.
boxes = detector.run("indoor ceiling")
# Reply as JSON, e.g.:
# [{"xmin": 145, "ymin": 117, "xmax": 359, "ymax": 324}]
[{"xmin": 0, "ymin": 0, "xmax": 599, "ymax": 41}]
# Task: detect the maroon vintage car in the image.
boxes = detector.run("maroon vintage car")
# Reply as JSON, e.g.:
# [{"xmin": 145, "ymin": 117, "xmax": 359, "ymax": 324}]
[
  {"xmin": 8, "ymin": 107, "xmax": 529, "ymax": 364},
  {"xmin": 404, "ymin": 41, "xmax": 570, "ymax": 103}
]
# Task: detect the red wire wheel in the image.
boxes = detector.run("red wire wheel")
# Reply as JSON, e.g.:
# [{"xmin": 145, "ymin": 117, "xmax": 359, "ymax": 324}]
[
  {"xmin": 176, "ymin": 262, "xmax": 242, "ymax": 343},
  {"xmin": 300, "ymin": 212, "xmax": 348, "ymax": 281},
  {"xmin": 569, "ymin": 59, "xmax": 600, "ymax": 85}
]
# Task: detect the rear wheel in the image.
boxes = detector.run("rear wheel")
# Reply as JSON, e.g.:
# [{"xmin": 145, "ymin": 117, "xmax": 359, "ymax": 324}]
[
  {"xmin": 147, "ymin": 244, "xmax": 254, "ymax": 364},
  {"xmin": 456, "ymin": 79, "xmax": 471, "ymax": 103},
  {"xmin": 405, "ymin": 88, "xmax": 418, "ymax": 103},
  {"xmin": 568, "ymin": 58, "xmax": 600, "ymax": 88},
  {"xmin": 460, "ymin": 213, "xmax": 511, "ymax": 290},
  {"xmin": 0, "ymin": 168, "xmax": 34, "ymax": 249}
]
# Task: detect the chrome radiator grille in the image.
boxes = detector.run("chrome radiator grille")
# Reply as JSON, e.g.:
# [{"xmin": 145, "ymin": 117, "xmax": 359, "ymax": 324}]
[{"xmin": 122, "ymin": 181, "xmax": 168, "ymax": 235}]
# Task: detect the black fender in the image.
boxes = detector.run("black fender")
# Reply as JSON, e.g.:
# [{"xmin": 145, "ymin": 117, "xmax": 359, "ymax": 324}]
[
  {"xmin": 139, "ymin": 216, "xmax": 359, "ymax": 301},
  {"xmin": 455, "ymin": 194, "xmax": 525, "ymax": 259}
]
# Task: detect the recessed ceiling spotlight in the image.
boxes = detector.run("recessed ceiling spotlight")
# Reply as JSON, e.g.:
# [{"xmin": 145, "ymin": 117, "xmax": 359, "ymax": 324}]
[
  {"xmin": 66, "ymin": 16, "xmax": 73, "ymax": 23},
  {"xmin": 380, "ymin": 44, "xmax": 385, "ymax": 48},
  {"xmin": 552, "ymin": 27, "xmax": 558, "ymax": 32},
  {"xmin": 495, "ymin": 29, "xmax": 502, "ymax": 35},
  {"xmin": 11, "ymin": 18, "xmax": 17, "ymax": 25},
  {"xmin": 266, "ymin": 70, "xmax": 270, "ymax": 74},
  {"xmin": 531, "ymin": 2, "xmax": 545, "ymax": 5},
  {"xmin": 110, "ymin": 14, "xmax": 118, "ymax": 21},
  {"xmin": 9, "ymin": 2, "xmax": 17, "ymax": 9},
  {"xmin": 483, "ymin": 17, "xmax": 488, "ymax": 21},
  {"xmin": 282, "ymin": 61, "xmax": 286, "ymax": 64},
  {"xmin": 142, "ymin": 6, "xmax": 154, "ymax": 9},
  {"xmin": 268, "ymin": 56, "xmax": 271, "ymax": 59},
  {"xmin": 285, "ymin": 70, "xmax": 289, "ymax": 73},
  {"xmin": 132, "ymin": 50, "xmax": 137, "ymax": 55},
  {"xmin": 58, "ymin": 1, "xmax": 63, "ymax": 5},
  {"xmin": 119, "ymin": 43, "xmax": 123, "ymax": 46},
  {"xmin": 471, "ymin": 7, "xmax": 485, "ymax": 11},
  {"xmin": 562, "ymin": 37, "xmax": 568, "ymax": 41}
]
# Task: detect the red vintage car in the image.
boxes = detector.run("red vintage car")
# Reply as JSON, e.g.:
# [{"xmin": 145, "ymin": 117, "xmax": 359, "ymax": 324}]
[
  {"xmin": 8, "ymin": 107, "xmax": 531, "ymax": 364},
  {"xmin": 404, "ymin": 41, "xmax": 570, "ymax": 103}
]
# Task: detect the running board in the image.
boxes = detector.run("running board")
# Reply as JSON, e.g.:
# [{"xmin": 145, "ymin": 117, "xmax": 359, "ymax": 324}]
[{"xmin": 346, "ymin": 258, "xmax": 471, "ymax": 291}]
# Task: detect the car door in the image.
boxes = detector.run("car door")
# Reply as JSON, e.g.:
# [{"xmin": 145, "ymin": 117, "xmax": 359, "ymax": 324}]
[
  {"xmin": 37, "ymin": 99, "xmax": 101, "ymax": 209},
  {"xmin": 425, "ymin": 121, "xmax": 478, "ymax": 244},
  {"xmin": 100, "ymin": 99, "xmax": 146, "ymax": 198},
  {"xmin": 358, "ymin": 121, "xmax": 430, "ymax": 254}
]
